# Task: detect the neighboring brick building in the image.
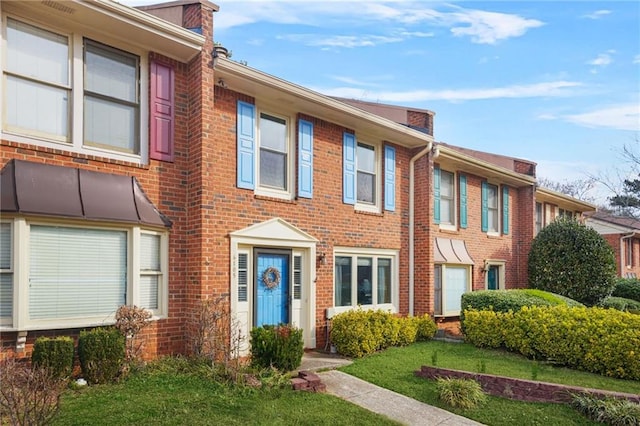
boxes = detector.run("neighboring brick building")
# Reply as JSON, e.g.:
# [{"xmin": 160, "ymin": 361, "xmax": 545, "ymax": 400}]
[
  {"xmin": 0, "ymin": 0, "xmax": 595, "ymax": 359},
  {"xmin": 585, "ymin": 211, "xmax": 640, "ymax": 278}
]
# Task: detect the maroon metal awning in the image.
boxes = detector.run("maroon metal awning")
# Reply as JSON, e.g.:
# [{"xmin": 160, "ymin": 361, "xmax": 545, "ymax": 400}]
[{"xmin": 1, "ymin": 160, "xmax": 171, "ymax": 228}]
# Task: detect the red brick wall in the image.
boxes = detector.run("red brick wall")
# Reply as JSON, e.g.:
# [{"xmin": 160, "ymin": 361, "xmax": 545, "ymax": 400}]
[
  {"xmin": 602, "ymin": 233, "xmax": 640, "ymax": 278},
  {"xmin": 209, "ymin": 88, "xmax": 415, "ymax": 349}
]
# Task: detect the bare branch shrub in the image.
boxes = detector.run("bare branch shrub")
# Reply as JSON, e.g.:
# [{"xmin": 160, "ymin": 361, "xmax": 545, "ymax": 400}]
[
  {"xmin": 115, "ymin": 305, "xmax": 152, "ymax": 367},
  {"xmin": 188, "ymin": 294, "xmax": 245, "ymax": 380},
  {"xmin": 0, "ymin": 358, "xmax": 66, "ymax": 426}
]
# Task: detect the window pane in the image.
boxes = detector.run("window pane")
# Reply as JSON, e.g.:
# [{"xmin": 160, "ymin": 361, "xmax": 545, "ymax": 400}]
[
  {"xmin": 434, "ymin": 265, "xmax": 442, "ymax": 316},
  {"xmin": 357, "ymin": 143, "xmax": 375, "ymax": 173},
  {"xmin": 334, "ymin": 256, "xmax": 352, "ymax": 307},
  {"xmin": 6, "ymin": 76, "xmax": 69, "ymax": 138},
  {"xmin": 440, "ymin": 199, "xmax": 452, "ymax": 224},
  {"xmin": 357, "ymin": 257, "xmax": 372, "ymax": 305},
  {"xmin": 7, "ymin": 19, "xmax": 68, "ymax": 85},
  {"xmin": 85, "ymin": 42, "xmax": 137, "ymax": 102},
  {"xmin": 440, "ymin": 171, "xmax": 453, "ymax": 197},
  {"xmin": 259, "ymin": 149, "xmax": 287, "ymax": 189},
  {"xmin": 0, "ymin": 223, "xmax": 11, "ymax": 269},
  {"xmin": 139, "ymin": 275, "xmax": 158, "ymax": 310},
  {"xmin": 260, "ymin": 114, "xmax": 287, "ymax": 152},
  {"xmin": 377, "ymin": 258, "xmax": 391, "ymax": 304},
  {"xmin": 445, "ymin": 266, "xmax": 467, "ymax": 314},
  {"xmin": 357, "ymin": 171, "xmax": 375, "ymax": 204},
  {"xmin": 84, "ymin": 96, "xmax": 136, "ymax": 151},
  {"xmin": 140, "ymin": 234, "xmax": 160, "ymax": 271},
  {"xmin": 0, "ymin": 274, "xmax": 12, "ymax": 319},
  {"xmin": 29, "ymin": 226, "xmax": 127, "ymax": 320},
  {"xmin": 487, "ymin": 185, "xmax": 498, "ymax": 208}
]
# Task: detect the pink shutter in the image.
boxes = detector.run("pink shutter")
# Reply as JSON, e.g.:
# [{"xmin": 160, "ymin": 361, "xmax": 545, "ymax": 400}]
[{"xmin": 150, "ymin": 61, "xmax": 175, "ymax": 162}]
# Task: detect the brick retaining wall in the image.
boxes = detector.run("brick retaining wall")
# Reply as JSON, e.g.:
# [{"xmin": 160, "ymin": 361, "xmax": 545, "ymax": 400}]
[{"xmin": 416, "ymin": 365, "xmax": 640, "ymax": 404}]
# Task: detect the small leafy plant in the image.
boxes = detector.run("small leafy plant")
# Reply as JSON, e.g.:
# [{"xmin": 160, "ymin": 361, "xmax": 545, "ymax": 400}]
[
  {"xmin": 571, "ymin": 393, "xmax": 640, "ymax": 425},
  {"xmin": 31, "ymin": 336, "xmax": 74, "ymax": 380},
  {"xmin": 436, "ymin": 377, "xmax": 487, "ymax": 409},
  {"xmin": 250, "ymin": 324, "xmax": 303, "ymax": 372},
  {"xmin": 78, "ymin": 327, "xmax": 125, "ymax": 384}
]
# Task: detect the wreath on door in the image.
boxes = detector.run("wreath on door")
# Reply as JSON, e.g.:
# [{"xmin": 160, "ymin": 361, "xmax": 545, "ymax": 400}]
[{"xmin": 262, "ymin": 266, "xmax": 281, "ymax": 290}]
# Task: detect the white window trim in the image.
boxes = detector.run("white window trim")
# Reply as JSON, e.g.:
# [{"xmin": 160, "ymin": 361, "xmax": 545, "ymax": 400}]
[
  {"xmin": 355, "ymin": 141, "xmax": 382, "ymax": 214},
  {"xmin": 439, "ymin": 169, "xmax": 457, "ymax": 231},
  {"xmin": 0, "ymin": 217, "xmax": 168, "ymax": 332},
  {"xmin": 0, "ymin": 14, "xmax": 149, "ymax": 164},
  {"xmin": 483, "ymin": 259, "xmax": 506, "ymax": 290},
  {"xmin": 434, "ymin": 263, "xmax": 472, "ymax": 317},
  {"xmin": 255, "ymin": 108, "xmax": 294, "ymax": 200},
  {"xmin": 327, "ymin": 246, "xmax": 399, "ymax": 318}
]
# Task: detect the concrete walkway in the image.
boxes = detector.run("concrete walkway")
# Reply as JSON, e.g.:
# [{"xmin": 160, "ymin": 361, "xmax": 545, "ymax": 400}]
[{"xmin": 299, "ymin": 352, "xmax": 483, "ymax": 426}]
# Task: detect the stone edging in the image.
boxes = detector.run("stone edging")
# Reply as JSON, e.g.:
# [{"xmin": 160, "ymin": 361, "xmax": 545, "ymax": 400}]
[{"xmin": 415, "ymin": 365, "xmax": 640, "ymax": 404}]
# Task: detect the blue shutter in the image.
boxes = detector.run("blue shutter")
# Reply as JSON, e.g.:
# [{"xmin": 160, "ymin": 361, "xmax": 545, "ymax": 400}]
[
  {"xmin": 433, "ymin": 166, "xmax": 441, "ymax": 224},
  {"xmin": 343, "ymin": 132, "xmax": 356, "ymax": 205},
  {"xmin": 384, "ymin": 145, "xmax": 396, "ymax": 211},
  {"xmin": 481, "ymin": 181, "xmax": 488, "ymax": 232},
  {"xmin": 237, "ymin": 101, "xmax": 255, "ymax": 189},
  {"xmin": 459, "ymin": 174, "xmax": 468, "ymax": 229},
  {"xmin": 502, "ymin": 185, "xmax": 510, "ymax": 235},
  {"xmin": 298, "ymin": 119, "xmax": 314, "ymax": 198}
]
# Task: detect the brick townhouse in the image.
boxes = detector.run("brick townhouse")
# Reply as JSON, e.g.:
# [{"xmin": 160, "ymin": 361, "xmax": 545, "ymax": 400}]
[
  {"xmin": 0, "ymin": 0, "xmax": 594, "ymax": 360},
  {"xmin": 585, "ymin": 211, "xmax": 640, "ymax": 278}
]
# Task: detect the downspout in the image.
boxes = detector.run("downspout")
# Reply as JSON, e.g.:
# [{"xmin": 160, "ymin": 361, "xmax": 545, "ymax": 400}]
[
  {"xmin": 409, "ymin": 142, "xmax": 433, "ymax": 316},
  {"xmin": 620, "ymin": 232, "xmax": 638, "ymax": 275}
]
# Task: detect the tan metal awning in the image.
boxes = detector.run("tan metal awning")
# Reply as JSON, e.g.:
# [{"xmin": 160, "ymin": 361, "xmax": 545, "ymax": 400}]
[
  {"xmin": 434, "ymin": 237, "xmax": 474, "ymax": 264},
  {"xmin": 1, "ymin": 160, "xmax": 171, "ymax": 228}
]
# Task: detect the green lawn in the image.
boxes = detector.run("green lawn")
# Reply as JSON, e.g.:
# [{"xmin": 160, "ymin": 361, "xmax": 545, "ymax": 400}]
[
  {"xmin": 53, "ymin": 367, "xmax": 400, "ymax": 426},
  {"xmin": 340, "ymin": 341, "xmax": 640, "ymax": 426}
]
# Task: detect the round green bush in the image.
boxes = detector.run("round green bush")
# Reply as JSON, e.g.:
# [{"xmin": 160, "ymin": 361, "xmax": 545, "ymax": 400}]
[
  {"xmin": 613, "ymin": 278, "xmax": 640, "ymax": 302},
  {"xmin": 78, "ymin": 327, "xmax": 125, "ymax": 384},
  {"xmin": 32, "ymin": 336, "xmax": 74, "ymax": 379},
  {"xmin": 528, "ymin": 218, "xmax": 617, "ymax": 306},
  {"xmin": 250, "ymin": 324, "xmax": 303, "ymax": 372}
]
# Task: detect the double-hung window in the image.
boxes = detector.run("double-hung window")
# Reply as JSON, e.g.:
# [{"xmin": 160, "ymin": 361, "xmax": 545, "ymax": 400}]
[
  {"xmin": 356, "ymin": 143, "xmax": 377, "ymax": 205},
  {"xmin": 535, "ymin": 202, "xmax": 543, "ymax": 235},
  {"xmin": 439, "ymin": 170, "xmax": 455, "ymax": 225},
  {"xmin": 626, "ymin": 238, "xmax": 634, "ymax": 268},
  {"xmin": 258, "ymin": 112, "xmax": 289, "ymax": 191},
  {"xmin": 333, "ymin": 249, "xmax": 397, "ymax": 312},
  {"xmin": 2, "ymin": 17, "xmax": 146, "ymax": 162},
  {"xmin": 486, "ymin": 184, "xmax": 499, "ymax": 232}
]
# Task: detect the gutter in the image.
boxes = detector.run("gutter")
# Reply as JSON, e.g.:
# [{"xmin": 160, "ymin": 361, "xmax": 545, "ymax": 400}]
[{"xmin": 409, "ymin": 143, "xmax": 433, "ymax": 316}]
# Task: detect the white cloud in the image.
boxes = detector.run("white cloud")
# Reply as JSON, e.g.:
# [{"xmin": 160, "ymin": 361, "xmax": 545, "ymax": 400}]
[
  {"xmin": 581, "ymin": 10, "xmax": 611, "ymax": 20},
  {"xmin": 564, "ymin": 104, "xmax": 640, "ymax": 131},
  {"xmin": 314, "ymin": 81, "xmax": 582, "ymax": 103},
  {"xmin": 448, "ymin": 9, "xmax": 544, "ymax": 44},
  {"xmin": 634, "ymin": 55, "xmax": 640, "ymax": 64},
  {"xmin": 278, "ymin": 34, "xmax": 403, "ymax": 48},
  {"xmin": 207, "ymin": 1, "xmax": 543, "ymax": 44},
  {"xmin": 588, "ymin": 53, "xmax": 612, "ymax": 66}
]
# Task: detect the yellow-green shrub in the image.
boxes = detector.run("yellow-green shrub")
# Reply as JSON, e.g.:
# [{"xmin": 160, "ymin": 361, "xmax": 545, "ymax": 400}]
[
  {"xmin": 413, "ymin": 314, "xmax": 438, "ymax": 341},
  {"xmin": 463, "ymin": 305, "xmax": 640, "ymax": 380},
  {"xmin": 330, "ymin": 310, "xmax": 436, "ymax": 358}
]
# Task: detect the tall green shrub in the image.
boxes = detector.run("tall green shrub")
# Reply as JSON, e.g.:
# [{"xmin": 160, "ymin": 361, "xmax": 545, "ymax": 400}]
[
  {"xmin": 528, "ymin": 218, "xmax": 617, "ymax": 306},
  {"xmin": 31, "ymin": 336, "xmax": 74, "ymax": 380},
  {"xmin": 78, "ymin": 328, "xmax": 125, "ymax": 384},
  {"xmin": 613, "ymin": 278, "xmax": 640, "ymax": 302},
  {"xmin": 250, "ymin": 324, "xmax": 303, "ymax": 372}
]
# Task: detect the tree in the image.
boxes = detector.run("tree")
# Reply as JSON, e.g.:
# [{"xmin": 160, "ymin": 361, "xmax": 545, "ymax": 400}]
[
  {"xmin": 528, "ymin": 218, "xmax": 616, "ymax": 306},
  {"xmin": 537, "ymin": 177, "xmax": 596, "ymax": 202},
  {"xmin": 594, "ymin": 138, "xmax": 640, "ymax": 217}
]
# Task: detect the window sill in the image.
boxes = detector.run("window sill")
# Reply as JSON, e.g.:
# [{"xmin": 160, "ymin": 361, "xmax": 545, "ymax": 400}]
[
  {"xmin": 254, "ymin": 194, "xmax": 297, "ymax": 204},
  {"xmin": 0, "ymin": 313, "xmax": 166, "ymax": 333}
]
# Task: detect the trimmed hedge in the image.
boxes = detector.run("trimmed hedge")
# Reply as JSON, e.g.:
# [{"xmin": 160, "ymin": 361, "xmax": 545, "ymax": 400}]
[
  {"xmin": 78, "ymin": 327, "xmax": 125, "ymax": 384},
  {"xmin": 601, "ymin": 296, "xmax": 640, "ymax": 312},
  {"xmin": 460, "ymin": 289, "xmax": 582, "ymax": 332},
  {"xmin": 330, "ymin": 310, "xmax": 436, "ymax": 358},
  {"xmin": 31, "ymin": 336, "xmax": 74, "ymax": 379},
  {"xmin": 250, "ymin": 324, "xmax": 304, "ymax": 372},
  {"xmin": 613, "ymin": 278, "xmax": 640, "ymax": 303},
  {"xmin": 463, "ymin": 305, "xmax": 640, "ymax": 380}
]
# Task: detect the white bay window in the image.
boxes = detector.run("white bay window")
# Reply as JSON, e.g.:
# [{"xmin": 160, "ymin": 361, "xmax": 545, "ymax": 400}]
[
  {"xmin": 1, "ymin": 220, "xmax": 168, "ymax": 330},
  {"xmin": 434, "ymin": 264, "xmax": 471, "ymax": 316}
]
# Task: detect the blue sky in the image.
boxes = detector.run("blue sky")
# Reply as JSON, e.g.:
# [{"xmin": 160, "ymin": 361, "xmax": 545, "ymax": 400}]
[{"xmin": 126, "ymin": 0, "xmax": 639, "ymax": 203}]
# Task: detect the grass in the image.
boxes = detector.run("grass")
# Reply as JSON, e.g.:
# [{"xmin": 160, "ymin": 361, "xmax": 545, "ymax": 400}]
[
  {"xmin": 340, "ymin": 341, "xmax": 640, "ymax": 426},
  {"xmin": 52, "ymin": 362, "xmax": 401, "ymax": 426}
]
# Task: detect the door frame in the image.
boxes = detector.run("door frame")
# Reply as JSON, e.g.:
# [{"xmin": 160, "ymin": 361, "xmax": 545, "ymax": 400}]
[{"xmin": 253, "ymin": 248, "xmax": 291, "ymax": 327}]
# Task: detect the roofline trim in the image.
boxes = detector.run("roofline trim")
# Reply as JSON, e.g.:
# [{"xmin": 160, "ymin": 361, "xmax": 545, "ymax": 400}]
[{"xmin": 536, "ymin": 187, "xmax": 597, "ymax": 210}]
